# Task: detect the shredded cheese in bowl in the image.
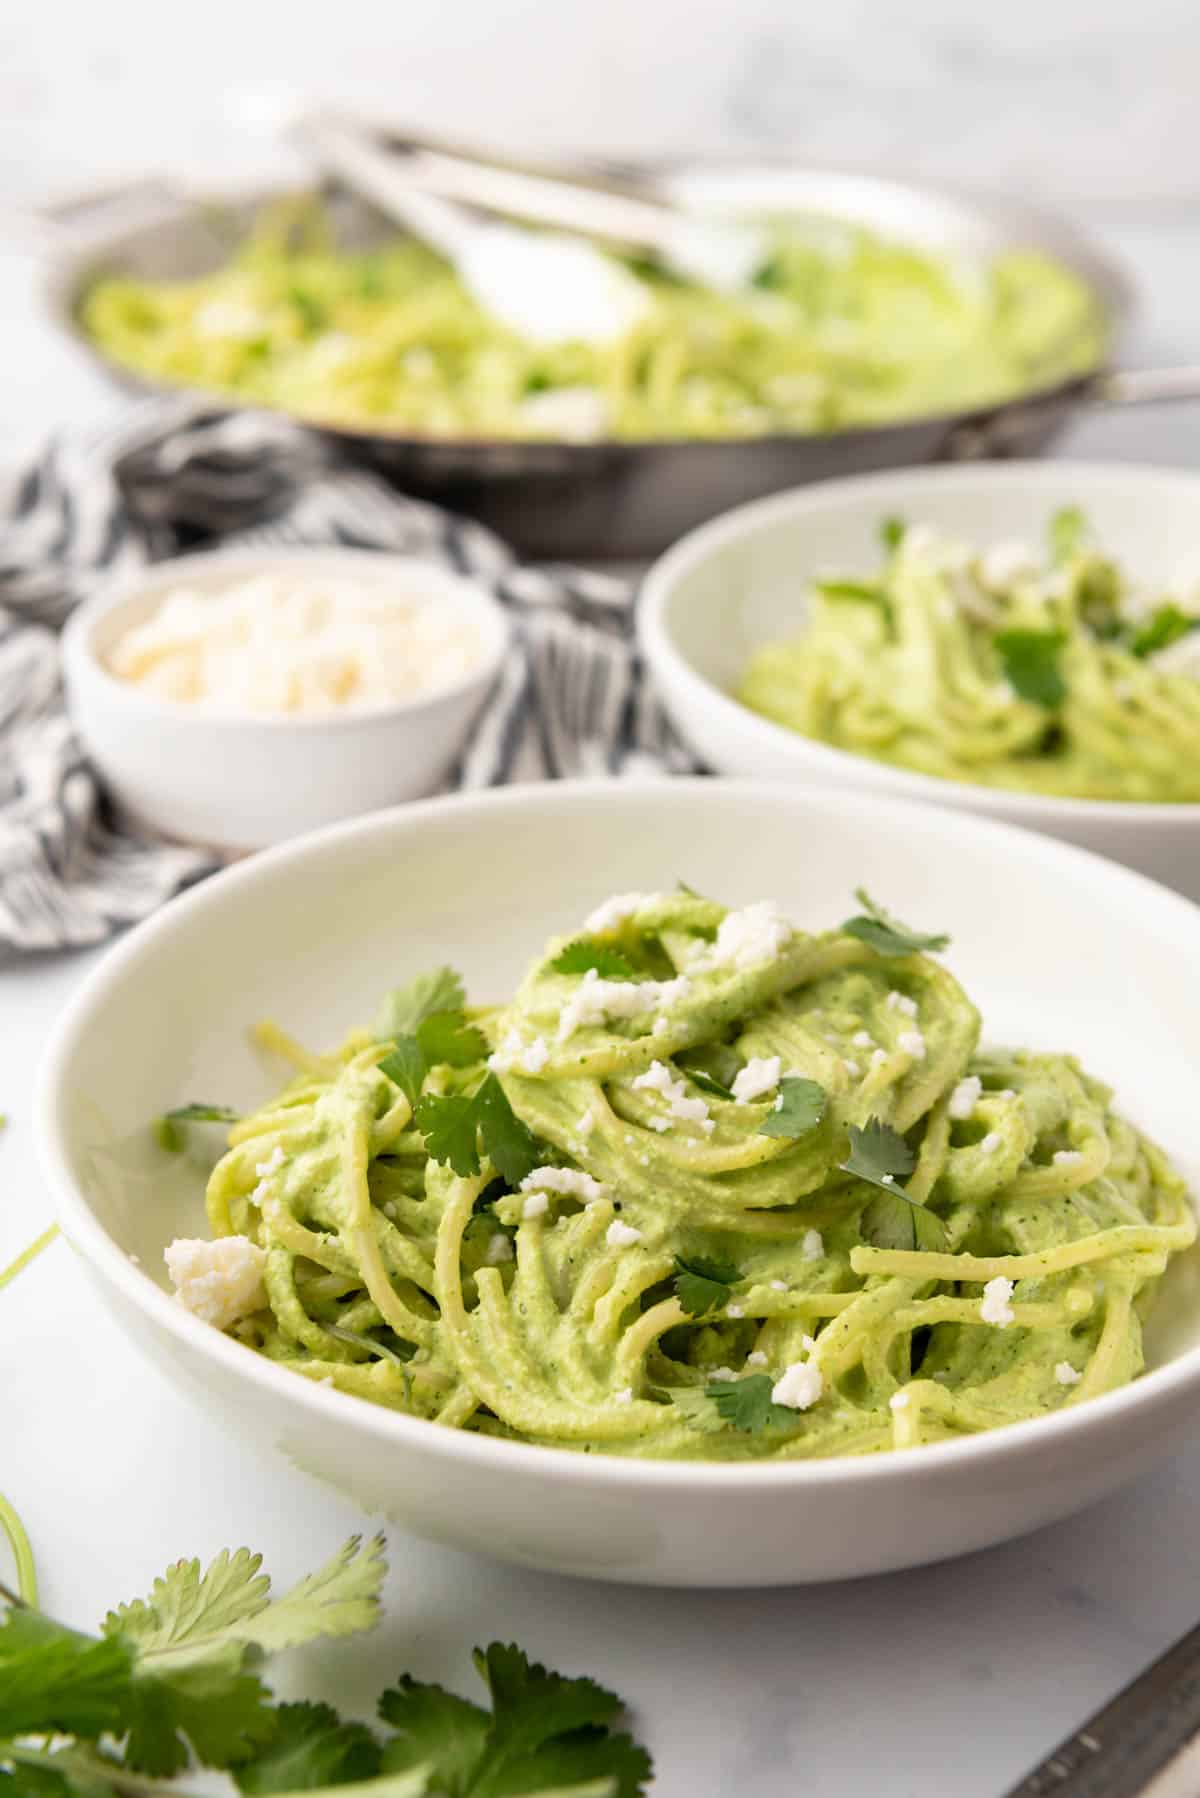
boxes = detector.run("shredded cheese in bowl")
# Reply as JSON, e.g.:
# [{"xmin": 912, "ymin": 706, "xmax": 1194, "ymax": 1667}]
[{"xmin": 106, "ymin": 570, "xmax": 487, "ymax": 715}]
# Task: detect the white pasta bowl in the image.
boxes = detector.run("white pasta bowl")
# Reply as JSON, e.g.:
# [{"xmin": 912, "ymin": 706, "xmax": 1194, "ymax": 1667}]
[
  {"xmin": 35, "ymin": 779, "xmax": 1200, "ymax": 1587},
  {"xmin": 63, "ymin": 547, "xmax": 510, "ymax": 852},
  {"xmin": 639, "ymin": 462, "xmax": 1200, "ymax": 899}
]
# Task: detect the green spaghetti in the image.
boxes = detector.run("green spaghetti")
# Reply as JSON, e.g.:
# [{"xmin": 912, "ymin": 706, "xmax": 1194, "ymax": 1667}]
[
  {"xmin": 739, "ymin": 509, "xmax": 1200, "ymax": 801},
  {"xmin": 162, "ymin": 889, "xmax": 1194, "ymax": 1460},
  {"xmin": 82, "ymin": 204, "xmax": 1104, "ymax": 441}
]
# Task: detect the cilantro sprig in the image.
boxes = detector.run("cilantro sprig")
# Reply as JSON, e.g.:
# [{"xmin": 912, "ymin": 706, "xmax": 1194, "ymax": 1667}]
[
  {"xmin": 1129, "ymin": 604, "xmax": 1200, "ymax": 660},
  {"xmin": 0, "ymin": 1532, "xmax": 653, "ymax": 1796},
  {"xmin": 814, "ymin": 578, "xmax": 894, "ymax": 631},
  {"xmin": 841, "ymin": 890, "xmax": 950, "ymax": 958},
  {"xmin": 706, "ymin": 1374, "xmax": 794, "ymax": 1435},
  {"xmin": 672, "ymin": 1255, "xmax": 740, "ymax": 1317},
  {"xmin": 841, "ymin": 1119, "xmax": 947, "ymax": 1251},
  {"xmin": 995, "ymin": 628, "xmax": 1067, "ymax": 709},
  {"xmin": 758, "ymin": 1076, "xmax": 827, "ymax": 1139},
  {"xmin": 550, "ymin": 941, "xmax": 639, "ymax": 980},
  {"xmin": 416, "ymin": 1074, "xmax": 541, "ymax": 1186},
  {"xmin": 374, "ymin": 968, "xmax": 466, "ymax": 1040}
]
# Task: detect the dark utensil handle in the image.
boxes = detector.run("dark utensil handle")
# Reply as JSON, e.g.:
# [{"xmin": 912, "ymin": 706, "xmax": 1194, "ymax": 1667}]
[{"xmin": 1004, "ymin": 1620, "xmax": 1200, "ymax": 1797}]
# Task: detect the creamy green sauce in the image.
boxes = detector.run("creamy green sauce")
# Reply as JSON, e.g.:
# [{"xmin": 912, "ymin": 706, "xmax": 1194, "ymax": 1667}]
[
  {"xmin": 176, "ymin": 889, "xmax": 1194, "ymax": 1461},
  {"xmin": 739, "ymin": 511, "xmax": 1200, "ymax": 802},
  {"xmin": 82, "ymin": 205, "xmax": 1104, "ymax": 440}
]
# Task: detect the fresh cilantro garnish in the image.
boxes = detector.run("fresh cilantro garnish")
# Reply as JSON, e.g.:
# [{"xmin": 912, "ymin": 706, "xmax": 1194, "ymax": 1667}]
[
  {"xmin": 880, "ymin": 515, "xmax": 907, "ymax": 552},
  {"xmin": 1129, "ymin": 604, "xmax": 1200, "ymax": 659},
  {"xmin": 675, "ymin": 1043, "xmax": 742, "ymax": 1095},
  {"xmin": 686, "ymin": 1068, "xmax": 736, "ymax": 1100},
  {"xmin": 814, "ymin": 578, "xmax": 893, "ymax": 631},
  {"xmin": 155, "ymin": 1103, "xmax": 239, "ymax": 1153},
  {"xmin": 374, "ymin": 967, "xmax": 466, "ymax": 1040},
  {"xmin": 839, "ymin": 1118, "xmax": 915, "ymax": 1192},
  {"xmin": 841, "ymin": 889, "xmax": 950, "ymax": 958},
  {"xmin": 758, "ymin": 1076, "xmax": 827, "ymax": 1139},
  {"xmin": 1049, "ymin": 505, "xmax": 1088, "ymax": 564},
  {"xmin": 840, "ymin": 1119, "xmax": 947, "ymax": 1251},
  {"xmin": 416, "ymin": 1074, "xmax": 541, "ymax": 1186},
  {"xmin": 379, "ymin": 1641, "xmax": 652, "ymax": 1797},
  {"xmin": 550, "ymin": 941, "xmax": 639, "ymax": 980},
  {"xmin": 672, "ymin": 1255, "xmax": 740, "ymax": 1316},
  {"xmin": 706, "ymin": 1374, "xmax": 794, "ymax": 1434},
  {"xmin": 234, "ymin": 1700, "xmax": 379, "ymax": 1792},
  {"xmin": 995, "ymin": 628, "xmax": 1067, "ymax": 708},
  {"xmin": 379, "ymin": 1012, "xmax": 488, "ymax": 1111}
]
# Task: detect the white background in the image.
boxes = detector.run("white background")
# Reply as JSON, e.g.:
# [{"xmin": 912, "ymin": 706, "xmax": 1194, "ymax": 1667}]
[{"xmin": 3, "ymin": 5, "xmax": 1200, "ymax": 1793}]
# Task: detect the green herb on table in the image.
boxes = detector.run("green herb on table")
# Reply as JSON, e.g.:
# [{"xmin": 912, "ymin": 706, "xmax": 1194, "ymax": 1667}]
[{"xmin": 841, "ymin": 890, "xmax": 950, "ymax": 958}]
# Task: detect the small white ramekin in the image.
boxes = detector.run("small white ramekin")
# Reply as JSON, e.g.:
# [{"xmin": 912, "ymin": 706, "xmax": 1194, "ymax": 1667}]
[{"xmin": 63, "ymin": 548, "xmax": 510, "ymax": 852}]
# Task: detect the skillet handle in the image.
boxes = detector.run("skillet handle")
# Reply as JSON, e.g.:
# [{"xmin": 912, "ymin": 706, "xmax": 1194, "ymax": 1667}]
[{"xmin": 1093, "ymin": 366, "xmax": 1200, "ymax": 409}]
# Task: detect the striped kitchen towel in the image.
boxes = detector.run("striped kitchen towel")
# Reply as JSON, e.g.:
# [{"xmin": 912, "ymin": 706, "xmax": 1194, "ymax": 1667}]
[{"xmin": 0, "ymin": 400, "xmax": 699, "ymax": 954}]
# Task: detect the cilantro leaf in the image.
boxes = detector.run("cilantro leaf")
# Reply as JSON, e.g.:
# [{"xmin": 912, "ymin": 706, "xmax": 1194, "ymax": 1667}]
[
  {"xmin": 235, "ymin": 1701, "xmax": 381, "ymax": 1792},
  {"xmin": 417, "ymin": 1013, "xmax": 489, "ymax": 1070},
  {"xmin": 374, "ymin": 969, "xmax": 466, "ymax": 1041},
  {"xmin": 684, "ymin": 1068, "xmax": 735, "ymax": 1101},
  {"xmin": 379, "ymin": 1642, "xmax": 651, "ymax": 1798},
  {"xmin": 706, "ymin": 1375, "xmax": 794, "ymax": 1435},
  {"xmin": 814, "ymin": 578, "xmax": 893, "ymax": 629},
  {"xmin": 1129, "ymin": 604, "xmax": 1200, "ymax": 660},
  {"xmin": 119, "ymin": 1650, "xmax": 273, "ymax": 1777},
  {"xmin": 839, "ymin": 1118, "xmax": 915, "ymax": 1192},
  {"xmin": 155, "ymin": 1103, "xmax": 238, "ymax": 1153},
  {"xmin": 472, "ymin": 1076, "xmax": 542, "ymax": 1188},
  {"xmin": 674, "ymin": 1043, "xmax": 741, "ymax": 1096},
  {"xmin": 839, "ymin": 1119, "xmax": 948, "ymax": 1252},
  {"xmin": 550, "ymin": 942, "xmax": 638, "ymax": 981},
  {"xmin": 758, "ymin": 1076, "xmax": 827, "ymax": 1139},
  {"xmin": 227, "ymin": 1534, "xmax": 386, "ymax": 1656},
  {"xmin": 842, "ymin": 889, "xmax": 950, "ymax": 958},
  {"xmin": 0, "ymin": 1606, "xmax": 131, "ymax": 1738},
  {"xmin": 378, "ymin": 1039, "xmax": 427, "ymax": 1111},
  {"xmin": 880, "ymin": 515, "xmax": 907, "ymax": 552},
  {"xmin": 1049, "ymin": 505, "xmax": 1088, "ymax": 564},
  {"xmin": 672, "ymin": 1255, "xmax": 740, "ymax": 1317},
  {"xmin": 859, "ymin": 1190, "xmax": 947, "ymax": 1252},
  {"xmin": 995, "ymin": 628, "xmax": 1067, "ymax": 708},
  {"xmin": 415, "ymin": 1093, "xmax": 482, "ymax": 1178}
]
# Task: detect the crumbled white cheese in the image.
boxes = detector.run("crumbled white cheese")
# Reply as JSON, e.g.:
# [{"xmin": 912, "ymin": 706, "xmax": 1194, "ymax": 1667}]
[
  {"xmin": 606, "ymin": 1218, "xmax": 642, "ymax": 1248},
  {"xmin": 1054, "ymin": 1361, "xmax": 1082, "ymax": 1387},
  {"xmin": 870, "ymin": 1049, "xmax": 889, "ymax": 1069},
  {"xmin": 613, "ymin": 1385, "xmax": 634, "ymax": 1405},
  {"xmin": 522, "ymin": 1192, "xmax": 549, "ymax": 1220},
  {"xmin": 652, "ymin": 1016, "xmax": 671, "ymax": 1037},
  {"xmin": 980, "ymin": 1276, "xmax": 1016, "ymax": 1327},
  {"xmin": 557, "ymin": 969, "xmax": 691, "ymax": 1041},
  {"xmin": 727, "ymin": 1303, "xmax": 744, "ymax": 1319},
  {"xmin": 771, "ymin": 1358, "xmax": 824, "ymax": 1411},
  {"xmin": 520, "ymin": 385, "xmax": 610, "ymax": 442},
  {"xmin": 519, "ymin": 1165, "xmax": 608, "ymax": 1205},
  {"xmin": 898, "ymin": 1030, "xmax": 926, "ymax": 1060},
  {"xmin": 979, "ymin": 1131, "xmax": 1002, "ymax": 1154},
  {"xmin": 889, "ymin": 1390, "xmax": 911, "ymax": 1412},
  {"xmin": 770, "ymin": 1279, "xmax": 788, "ymax": 1292},
  {"xmin": 746, "ymin": 1350, "xmax": 768, "ymax": 1368},
  {"xmin": 701, "ymin": 902, "xmax": 793, "ymax": 973},
  {"xmin": 851, "ymin": 1029, "xmax": 874, "ymax": 1049},
  {"xmin": 843, "ymin": 1059, "xmax": 861, "ymax": 1079},
  {"xmin": 488, "ymin": 1029, "xmax": 551, "ymax": 1074},
  {"xmin": 649, "ymin": 1117, "xmax": 671, "ymax": 1133},
  {"xmin": 578, "ymin": 1106, "xmax": 597, "ymax": 1135},
  {"xmin": 802, "ymin": 1229, "xmax": 824, "ymax": 1262},
  {"xmin": 164, "ymin": 1235, "xmax": 267, "ymax": 1329},
  {"xmin": 731, "ymin": 1055, "xmax": 782, "ymax": 1103},
  {"xmin": 485, "ymin": 1232, "xmax": 514, "ymax": 1264},
  {"xmin": 948, "ymin": 1076, "xmax": 982, "ymax": 1120},
  {"xmin": 254, "ymin": 1144, "xmax": 285, "ymax": 1178},
  {"xmin": 106, "ymin": 568, "xmax": 486, "ymax": 713},
  {"xmin": 631, "ymin": 1060, "xmax": 713, "ymax": 1130},
  {"xmin": 1053, "ymin": 1149, "xmax": 1084, "ymax": 1167},
  {"xmin": 979, "ymin": 540, "xmax": 1039, "ymax": 590},
  {"xmin": 709, "ymin": 1366, "xmax": 737, "ymax": 1382},
  {"xmin": 887, "ymin": 991, "xmax": 918, "ymax": 1018},
  {"xmin": 584, "ymin": 891, "xmax": 657, "ymax": 934}
]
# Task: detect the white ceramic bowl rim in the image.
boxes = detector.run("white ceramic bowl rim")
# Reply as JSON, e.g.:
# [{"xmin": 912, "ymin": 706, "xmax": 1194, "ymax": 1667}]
[
  {"xmin": 63, "ymin": 546, "xmax": 511, "ymax": 732},
  {"xmin": 35, "ymin": 777, "xmax": 1200, "ymax": 1494},
  {"xmin": 639, "ymin": 461, "xmax": 1200, "ymax": 829}
]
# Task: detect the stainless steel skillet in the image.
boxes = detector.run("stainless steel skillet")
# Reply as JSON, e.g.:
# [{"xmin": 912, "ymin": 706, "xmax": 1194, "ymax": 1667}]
[{"xmin": 39, "ymin": 159, "xmax": 1200, "ymax": 559}]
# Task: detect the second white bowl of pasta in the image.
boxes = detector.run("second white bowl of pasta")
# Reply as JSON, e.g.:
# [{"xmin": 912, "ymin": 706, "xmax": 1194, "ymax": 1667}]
[
  {"xmin": 640, "ymin": 462, "xmax": 1200, "ymax": 898},
  {"xmin": 36, "ymin": 780, "xmax": 1200, "ymax": 1586}
]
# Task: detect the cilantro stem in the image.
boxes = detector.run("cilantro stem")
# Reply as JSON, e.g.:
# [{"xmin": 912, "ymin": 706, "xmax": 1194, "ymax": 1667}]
[
  {"xmin": 0, "ymin": 1222, "xmax": 59, "ymax": 1293},
  {"xmin": 0, "ymin": 1489, "xmax": 36, "ymax": 1604}
]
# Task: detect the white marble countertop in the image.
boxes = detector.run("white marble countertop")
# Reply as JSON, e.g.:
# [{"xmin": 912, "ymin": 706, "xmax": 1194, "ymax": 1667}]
[{"xmin": 3, "ymin": 148, "xmax": 1200, "ymax": 1793}]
